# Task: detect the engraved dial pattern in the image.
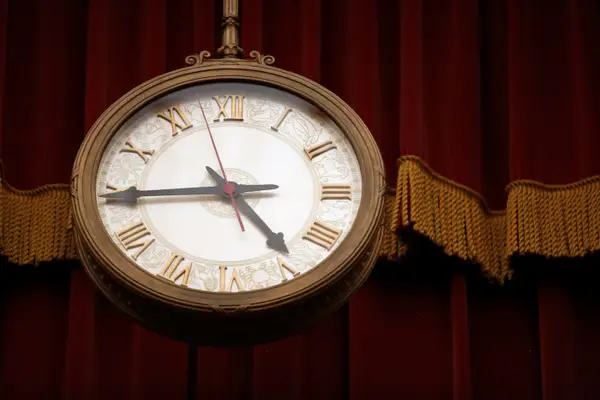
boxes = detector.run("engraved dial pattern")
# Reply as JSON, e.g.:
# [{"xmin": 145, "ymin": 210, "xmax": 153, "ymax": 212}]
[{"xmin": 96, "ymin": 83, "xmax": 362, "ymax": 293}]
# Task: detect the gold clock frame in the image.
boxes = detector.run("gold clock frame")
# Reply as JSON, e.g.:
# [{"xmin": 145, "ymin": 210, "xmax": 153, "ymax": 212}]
[{"xmin": 70, "ymin": 55, "xmax": 386, "ymax": 345}]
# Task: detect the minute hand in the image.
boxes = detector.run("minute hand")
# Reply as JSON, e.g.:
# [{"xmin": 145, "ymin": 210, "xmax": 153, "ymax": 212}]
[
  {"xmin": 235, "ymin": 196, "xmax": 289, "ymax": 254},
  {"xmin": 99, "ymin": 184, "xmax": 278, "ymax": 203}
]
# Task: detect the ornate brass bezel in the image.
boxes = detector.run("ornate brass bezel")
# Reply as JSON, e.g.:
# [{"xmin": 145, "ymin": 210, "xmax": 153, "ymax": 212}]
[{"xmin": 71, "ymin": 56, "xmax": 386, "ymax": 344}]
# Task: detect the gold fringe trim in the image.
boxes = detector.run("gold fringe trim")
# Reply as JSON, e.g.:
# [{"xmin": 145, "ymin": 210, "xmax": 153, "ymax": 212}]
[
  {"xmin": 394, "ymin": 156, "xmax": 600, "ymax": 280},
  {"xmin": 0, "ymin": 178, "xmax": 77, "ymax": 265},
  {"xmin": 506, "ymin": 177, "xmax": 600, "ymax": 259},
  {"xmin": 2, "ymin": 156, "xmax": 599, "ymax": 280},
  {"xmin": 381, "ymin": 191, "xmax": 407, "ymax": 260},
  {"xmin": 0, "ymin": 177, "xmax": 400, "ymax": 265}
]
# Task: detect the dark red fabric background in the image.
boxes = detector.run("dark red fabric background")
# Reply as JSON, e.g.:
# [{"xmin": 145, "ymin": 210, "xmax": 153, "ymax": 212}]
[{"xmin": 2, "ymin": 0, "xmax": 600, "ymax": 399}]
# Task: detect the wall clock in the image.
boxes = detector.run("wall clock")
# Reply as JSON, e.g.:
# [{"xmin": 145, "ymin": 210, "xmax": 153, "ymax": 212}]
[{"xmin": 70, "ymin": 1, "xmax": 386, "ymax": 346}]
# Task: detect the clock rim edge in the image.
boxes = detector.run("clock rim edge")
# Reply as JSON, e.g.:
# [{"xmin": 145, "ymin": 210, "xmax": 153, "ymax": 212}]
[{"xmin": 73, "ymin": 212, "xmax": 386, "ymax": 346}]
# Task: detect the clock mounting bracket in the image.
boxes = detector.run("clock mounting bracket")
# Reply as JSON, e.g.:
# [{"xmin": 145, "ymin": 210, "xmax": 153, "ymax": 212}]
[{"xmin": 185, "ymin": 0, "xmax": 275, "ymax": 68}]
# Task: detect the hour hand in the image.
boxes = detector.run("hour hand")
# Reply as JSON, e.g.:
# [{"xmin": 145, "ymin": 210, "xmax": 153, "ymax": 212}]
[
  {"xmin": 206, "ymin": 166, "xmax": 226, "ymax": 186},
  {"xmin": 235, "ymin": 195, "xmax": 289, "ymax": 254}
]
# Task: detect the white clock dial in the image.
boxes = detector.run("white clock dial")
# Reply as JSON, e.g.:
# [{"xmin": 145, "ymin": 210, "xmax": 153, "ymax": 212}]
[{"xmin": 96, "ymin": 82, "xmax": 362, "ymax": 293}]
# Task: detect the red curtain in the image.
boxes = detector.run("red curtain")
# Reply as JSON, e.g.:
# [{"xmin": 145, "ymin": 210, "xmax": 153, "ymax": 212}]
[{"xmin": 2, "ymin": 0, "xmax": 600, "ymax": 398}]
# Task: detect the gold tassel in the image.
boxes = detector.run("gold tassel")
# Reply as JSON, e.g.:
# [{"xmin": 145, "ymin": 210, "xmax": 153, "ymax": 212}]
[
  {"xmin": 394, "ymin": 156, "xmax": 508, "ymax": 280},
  {"xmin": 394, "ymin": 156, "xmax": 600, "ymax": 281},
  {"xmin": 506, "ymin": 177, "xmax": 600, "ymax": 259},
  {"xmin": 0, "ymin": 177, "xmax": 76, "ymax": 265},
  {"xmin": 380, "ymin": 190, "xmax": 407, "ymax": 260}
]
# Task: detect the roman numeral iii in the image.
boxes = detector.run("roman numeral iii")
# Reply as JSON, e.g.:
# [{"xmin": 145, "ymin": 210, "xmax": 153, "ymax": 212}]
[
  {"xmin": 303, "ymin": 221, "xmax": 342, "ymax": 251},
  {"xmin": 321, "ymin": 184, "xmax": 352, "ymax": 201}
]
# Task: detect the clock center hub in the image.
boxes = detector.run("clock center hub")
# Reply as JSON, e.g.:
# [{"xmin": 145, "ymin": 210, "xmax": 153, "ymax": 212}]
[{"xmin": 200, "ymin": 167, "xmax": 260, "ymax": 219}]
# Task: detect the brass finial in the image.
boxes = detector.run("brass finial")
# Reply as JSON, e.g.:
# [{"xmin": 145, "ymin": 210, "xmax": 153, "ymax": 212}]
[
  {"xmin": 184, "ymin": 0, "xmax": 275, "ymax": 66},
  {"xmin": 217, "ymin": 0, "xmax": 243, "ymax": 59}
]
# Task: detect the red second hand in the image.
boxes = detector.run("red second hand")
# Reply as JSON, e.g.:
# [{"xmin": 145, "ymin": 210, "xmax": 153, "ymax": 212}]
[{"xmin": 199, "ymin": 102, "xmax": 245, "ymax": 232}]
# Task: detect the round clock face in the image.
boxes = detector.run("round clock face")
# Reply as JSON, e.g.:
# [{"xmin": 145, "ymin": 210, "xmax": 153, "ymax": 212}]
[{"xmin": 95, "ymin": 82, "xmax": 363, "ymax": 293}]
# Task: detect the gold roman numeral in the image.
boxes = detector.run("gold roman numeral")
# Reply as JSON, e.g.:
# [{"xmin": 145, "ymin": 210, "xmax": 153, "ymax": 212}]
[
  {"xmin": 303, "ymin": 221, "xmax": 342, "ymax": 251},
  {"xmin": 304, "ymin": 140, "xmax": 337, "ymax": 160},
  {"xmin": 120, "ymin": 141, "xmax": 155, "ymax": 163},
  {"xmin": 157, "ymin": 106, "xmax": 193, "ymax": 136},
  {"xmin": 101, "ymin": 184, "xmax": 120, "ymax": 203},
  {"xmin": 101, "ymin": 185, "xmax": 133, "ymax": 201},
  {"xmin": 115, "ymin": 222, "xmax": 155, "ymax": 260},
  {"xmin": 271, "ymin": 106, "xmax": 293, "ymax": 131},
  {"xmin": 219, "ymin": 265, "xmax": 244, "ymax": 292},
  {"xmin": 213, "ymin": 95, "xmax": 244, "ymax": 122},
  {"xmin": 159, "ymin": 253, "xmax": 192, "ymax": 286},
  {"xmin": 321, "ymin": 184, "xmax": 352, "ymax": 201},
  {"xmin": 277, "ymin": 257, "xmax": 300, "ymax": 282}
]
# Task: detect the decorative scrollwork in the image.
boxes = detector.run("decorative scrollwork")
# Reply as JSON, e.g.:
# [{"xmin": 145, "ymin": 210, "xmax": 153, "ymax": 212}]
[
  {"xmin": 249, "ymin": 50, "xmax": 275, "ymax": 66},
  {"xmin": 185, "ymin": 50, "xmax": 212, "ymax": 67},
  {"xmin": 184, "ymin": 50, "xmax": 276, "ymax": 67}
]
